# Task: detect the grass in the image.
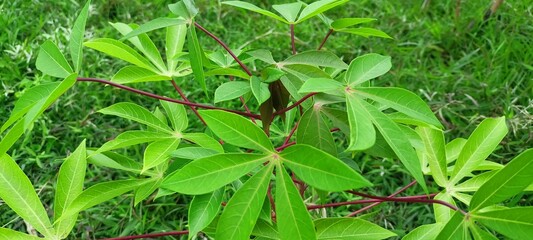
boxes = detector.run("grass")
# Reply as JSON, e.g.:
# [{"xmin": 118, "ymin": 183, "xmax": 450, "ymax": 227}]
[{"xmin": 0, "ymin": 0, "xmax": 531, "ymax": 239}]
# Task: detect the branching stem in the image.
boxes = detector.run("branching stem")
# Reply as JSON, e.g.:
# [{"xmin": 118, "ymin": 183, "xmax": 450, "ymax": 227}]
[{"xmin": 170, "ymin": 79, "xmax": 206, "ymax": 125}]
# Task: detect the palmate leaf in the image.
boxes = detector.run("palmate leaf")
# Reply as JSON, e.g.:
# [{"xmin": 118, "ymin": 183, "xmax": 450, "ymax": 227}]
[
  {"xmin": 355, "ymin": 87, "xmax": 442, "ymax": 128},
  {"xmin": 275, "ymin": 165, "xmax": 316, "ymax": 240},
  {"xmin": 188, "ymin": 188, "xmax": 224, "ymax": 239},
  {"xmin": 280, "ymin": 144, "xmax": 372, "ymax": 191},
  {"xmin": 87, "ymin": 150, "xmax": 142, "ymax": 173},
  {"xmin": 331, "ymin": 18, "xmax": 376, "ymax": 30},
  {"xmin": 345, "ymin": 94, "xmax": 376, "ymax": 151},
  {"xmin": 84, "ymin": 38, "xmax": 156, "ymax": 71},
  {"xmin": 251, "ymin": 76, "xmax": 271, "ymax": 105},
  {"xmin": 161, "ymin": 153, "xmax": 269, "ymax": 195},
  {"xmin": 171, "ymin": 147, "xmax": 219, "ymax": 160},
  {"xmin": 473, "ymin": 207, "xmax": 533, "ymax": 239},
  {"xmin": 357, "ymin": 98, "xmax": 427, "ymax": 192},
  {"xmin": 416, "ymin": 127, "xmax": 447, "ymax": 187},
  {"xmin": 435, "ymin": 212, "xmax": 468, "ymax": 240},
  {"xmin": 111, "ymin": 22, "xmax": 167, "ymax": 72},
  {"xmin": 434, "ymin": 192, "xmax": 455, "ymax": 223},
  {"xmin": 297, "ymin": 107, "xmax": 337, "ymax": 156},
  {"xmin": 206, "ymin": 68, "xmax": 250, "ymax": 80},
  {"xmin": 166, "ymin": 24, "xmax": 187, "ymax": 72},
  {"xmin": 454, "ymin": 171, "xmax": 498, "ymax": 192},
  {"xmin": 272, "ymin": 2, "xmax": 303, "ymax": 23},
  {"xmin": 134, "ymin": 178, "xmax": 162, "ymax": 206},
  {"xmin": 112, "ymin": 66, "xmax": 171, "ymax": 84},
  {"xmin": 315, "ymin": 218, "xmax": 396, "ymax": 240},
  {"xmin": 296, "ymin": 0, "xmax": 349, "ymax": 23},
  {"xmin": 222, "ymin": 1, "xmax": 288, "ymax": 23},
  {"xmin": 450, "ymin": 117, "xmax": 508, "ymax": 184},
  {"xmin": 214, "ymin": 81, "xmax": 251, "ymax": 103},
  {"xmin": 282, "ymin": 50, "xmax": 348, "ymax": 69},
  {"xmin": 187, "ymin": 20, "xmax": 207, "ymax": 95},
  {"xmin": 120, "ymin": 18, "xmax": 186, "ymax": 41},
  {"xmin": 247, "ymin": 49, "xmax": 277, "ymax": 64},
  {"xmin": 160, "ymin": 100, "xmax": 188, "ymax": 132},
  {"xmin": 469, "ymin": 223, "xmax": 499, "ymax": 240},
  {"xmin": 0, "ymin": 228, "xmax": 42, "ymax": 240},
  {"xmin": 96, "ymin": 131, "xmax": 174, "ymax": 153},
  {"xmin": 142, "ymin": 138, "xmax": 181, "ymax": 172},
  {"xmin": 216, "ymin": 164, "xmax": 273, "ymax": 240},
  {"xmin": 345, "ymin": 53, "xmax": 391, "ymax": 86},
  {"xmin": 0, "ymin": 154, "xmax": 53, "ymax": 237},
  {"xmin": 168, "ymin": 0, "xmax": 198, "ymax": 19},
  {"xmin": 54, "ymin": 140, "xmax": 87, "ymax": 238},
  {"xmin": 446, "ymin": 138, "xmax": 467, "ymax": 163},
  {"xmin": 36, "ymin": 40, "xmax": 73, "ymax": 78},
  {"xmin": 98, "ymin": 102, "xmax": 173, "ymax": 134},
  {"xmin": 402, "ymin": 223, "xmax": 443, "ymax": 240},
  {"xmin": 470, "ymin": 149, "xmax": 533, "ymax": 211},
  {"xmin": 337, "ymin": 28, "xmax": 392, "ymax": 39},
  {"xmin": 252, "ymin": 219, "xmax": 279, "ymax": 239},
  {"xmin": 69, "ymin": 0, "xmax": 91, "ymax": 73},
  {"xmin": 182, "ymin": 133, "xmax": 224, "ymax": 153},
  {"xmin": 58, "ymin": 179, "xmax": 149, "ymax": 221},
  {"xmin": 298, "ymin": 78, "xmax": 344, "ymax": 93},
  {"xmin": 199, "ymin": 110, "xmax": 274, "ymax": 152}
]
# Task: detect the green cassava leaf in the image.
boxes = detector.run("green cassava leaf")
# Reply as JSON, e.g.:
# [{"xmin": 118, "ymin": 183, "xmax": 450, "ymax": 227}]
[
  {"xmin": 275, "ymin": 165, "xmax": 316, "ymax": 240},
  {"xmin": 357, "ymin": 98, "xmax": 427, "ymax": 192},
  {"xmin": 298, "ymin": 78, "xmax": 344, "ymax": 93},
  {"xmin": 251, "ymin": 76, "xmax": 271, "ymax": 105},
  {"xmin": 473, "ymin": 207, "xmax": 533, "ymax": 239},
  {"xmin": 160, "ymin": 100, "xmax": 188, "ymax": 132},
  {"xmin": 222, "ymin": 1, "xmax": 288, "ymax": 23},
  {"xmin": 454, "ymin": 171, "xmax": 498, "ymax": 192},
  {"xmin": 142, "ymin": 138, "xmax": 181, "ymax": 172},
  {"xmin": 199, "ymin": 110, "xmax": 274, "ymax": 152},
  {"xmin": 337, "ymin": 28, "xmax": 392, "ymax": 39},
  {"xmin": 435, "ymin": 212, "xmax": 468, "ymax": 240},
  {"xmin": 206, "ymin": 68, "xmax": 250, "ymax": 80},
  {"xmin": 120, "ymin": 18, "xmax": 186, "ymax": 41},
  {"xmin": 214, "ymin": 81, "xmax": 251, "ymax": 103},
  {"xmin": 86, "ymin": 150, "xmax": 142, "ymax": 173},
  {"xmin": 252, "ymin": 220, "xmax": 279, "ymax": 239},
  {"xmin": 36, "ymin": 40, "xmax": 73, "ymax": 78},
  {"xmin": 161, "ymin": 153, "xmax": 269, "ymax": 194},
  {"xmin": 168, "ymin": 0, "xmax": 198, "ymax": 19},
  {"xmin": 247, "ymin": 49, "xmax": 277, "ymax": 64},
  {"xmin": 134, "ymin": 178, "xmax": 162, "ymax": 206},
  {"xmin": 53, "ymin": 140, "xmax": 87, "ymax": 238},
  {"xmin": 0, "ymin": 154, "xmax": 53, "ymax": 237},
  {"xmin": 446, "ymin": 138, "xmax": 467, "ymax": 163},
  {"xmin": 111, "ymin": 66, "xmax": 171, "ymax": 84},
  {"xmin": 166, "ymin": 24, "xmax": 187, "ymax": 72},
  {"xmin": 282, "ymin": 51, "xmax": 348, "ymax": 69},
  {"xmin": 216, "ymin": 164, "xmax": 273, "ymax": 240},
  {"xmin": 321, "ymin": 107, "xmax": 349, "ymax": 135},
  {"xmin": 272, "ymin": 2, "xmax": 303, "ymax": 23},
  {"xmin": 434, "ymin": 192, "xmax": 455, "ymax": 223},
  {"xmin": 84, "ymin": 38, "xmax": 156, "ymax": 71},
  {"xmin": 69, "ymin": 0, "xmax": 91, "ymax": 73},
  {"xmin": 450, "ymin": 117, "xmax": 508, "ymax": 184},
  {"xmin": 355, "ymin": 87, "xmax": 442, "ymax": 128},
  {"xmin": 297, "ymin": 107, "xmax": 337, "ymax": 156},
  {"xmin": 345, "ymin": 94, "xmax": 376, "ymax": 151},
  {"xmin": 402, "ymin": 223, "xmax": 443, "ymax": 240},
  {"xmin": 0, "ymin": 228, "xmax": 42, "ymax": 240},
  {"xmin": 470, "ymin": 149, "xmax": 533, "ymax": 211},
  {"xmin": 345, "ymin": 53, "xmax": 391, "ymax": 86},
  {"xmin": 189, "ymin": 188, "xmax": 224, "ymax": 238},
  {"xmin": 98, "ymin": 102, "xmax": 173, "ymax": 133},
  {"xmin": 182, "ymin": 133, "xmax": 224, "ymax": 153},
  {"xmin": 281, "ymin": 144, "xmax": 372, "ymax": 191},
  {"xmin": 331, "ymin": 18, "xmax": 376, "ymax": 30},
  {"xmin": 469, "ymin": 223, "xmax": 499, "ymax": 240},
  {"xmin": 296, "ymin": 0, "xmax": 349, "ymax": 23},
  {"xmin": 58, "ymin": 179, "xmax": 149, "ymax": 221},
  {"xmin": 315, "ymin": 218, "xmax": 396, "ymax": 240},
  {"xmin": 171, "ymin": 147, "xmax": 219, "ymax": 160},
  {"xmin": 187, "ymin": 21, "xmax": 207, "ymax": 95},
  {"xmin": 416, "ymin": 127, "xmax": 447, "ymax": 187},
  {"xmin": 96, "ymin": 131, "xmax": 173, "ymax": 153}
]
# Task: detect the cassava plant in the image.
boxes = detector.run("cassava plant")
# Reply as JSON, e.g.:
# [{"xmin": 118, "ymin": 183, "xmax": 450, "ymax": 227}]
[{"xmin": 1, "ymin": 0, "xmax": 532, "ymax": 239}]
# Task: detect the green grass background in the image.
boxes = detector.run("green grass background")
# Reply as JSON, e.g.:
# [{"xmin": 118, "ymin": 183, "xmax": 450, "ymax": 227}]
[{"xmin": 0, "ymin": 0, "xmax": 531, "ymax": 239}]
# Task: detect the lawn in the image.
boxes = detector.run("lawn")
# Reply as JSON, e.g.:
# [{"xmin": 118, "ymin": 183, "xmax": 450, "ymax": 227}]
[{"xmin": 0, "ymin": 0, "xmax": 531, "ymax": 239}]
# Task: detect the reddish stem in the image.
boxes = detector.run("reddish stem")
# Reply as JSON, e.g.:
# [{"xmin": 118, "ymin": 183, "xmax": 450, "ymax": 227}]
[
  {"xmin": 318, "ymin": 29, "xmax": 334, "ymax": 50},
  {"xmin": 290, "ymin": 24, "xmax": 296, "ymax": 55},
  {"xmin": 77, "ymin": 78, "xmax": 261, "ymax": 119},
  {"xmin": 273, "ymin": 92, "xmax": 317, "ymax": 117},
  {"xmin": 100, "ymin": 230, "xmax": 189, "ymax": 240},
  {"xmin": 276, "ymin": 141, "xmax": 295, "ymax": 152},
  {"xmin": 307, "ymin": 194, "xmax": 437, "ymax": 210},
  {"xmin": 347, "ymin": 180, "xmax": 417, "ymax": 217},
  {"xmin": 283, "ymin": 122, "xmax": 299, "ymax": 145},
  {"xmin": 171, "ymin": 79, "xmax": 206, "ymax": 125},
  {"xmin": 346, "ymin": 190, "xmax": 467, "ymax": 215},
  {"xmin": 194, "ymin": 22, "xmax": 252, "ymax": 76},
  {"xmin": 229, "ymin": 75, "xmax": 256, "ymax": 124}
]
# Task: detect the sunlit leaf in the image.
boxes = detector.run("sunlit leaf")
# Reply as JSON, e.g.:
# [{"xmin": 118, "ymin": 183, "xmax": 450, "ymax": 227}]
[
  {"xmin": 188, "ymin": 21, "xmax": 207, "ymax": 95},
  {"xmin": 473, "ymin": 207, "xmax": 533, "ymax": 239},
  {"xmin": 331, "ymin": 18, "xmax": 376, "ymax": 30},
  {"xmin": 84, "ymin": 38, "xmax": 156, "ymax": 71},
  {"xmin": 36, "ymin": 40, "xmax": 73, "ymax": 78},
  {"xmin": 69, "ymin": 0, "xmax": 91, "ymax": 73},
  {"xmin": 345, "ymin": 94, "xmax": 375, "ymax": 151},
  {"xmin": 222, "ymin": 1, "xmax": 288, "ymax": 23},
  {"xmin": 402, "ymin": 223, "xmax": 443, "ymax": 240},
  {"xmin": 120, "ymin": 18, "xmax": 186, "ymax": 41},
  {"xmin": 273, "ymin": 2, "xmax": 303, "ymax": 23},
  {"xmin": 297, "ymin": 0, "xmax": 349, "ymax": 23},
  {"xmin": 338, "ymin": 28, "xmax": 392, "ymax": 39},
  {"xmin": 189, "ymin": 188, "xmax": 224, "ymax": 238},
  {"xmin": 142, "ymin": 138, "xmax": 181, "ymax": 172},
  {"xmin": 112, "ymin": 66, "xmax": 171, "ymax": 84},
  {"xmin": 315, "ymin": 218, "xmax": 396, "ymax": 239},
  {"xmin": 251, "ymin": 76, "xmax": 271, "ymax": 105},
  {"xmin": 98, "ymin": 102, "xmax": 173, "ymax": 133},
  {"xmin": 160, "ymin": 100, "xmax": 188, "ymax": 132},
  {"xmin": 214, "ymin": 81, "xmax": 251, "ymax": 103},
  {"xmin": 435, "ymin": 212, "xmax": 468, "ymax": 240},
  {"xmin": 282, "ymin": 50, "xmax": 348, "ymax": 69},
  {"xmin": 297, "ymin": 107, "xmax": 337, "ymax": 156},
  {"xmin": 298, "ymin": 78, "xmax": 344, "ymax": 93},
  {"xmin": 417, "ymin": 127, "xmax": 447, "ymax": 186},
  {"xmin": 345, "ymin": 53, "xmax": 391, "ymax": 86}
]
